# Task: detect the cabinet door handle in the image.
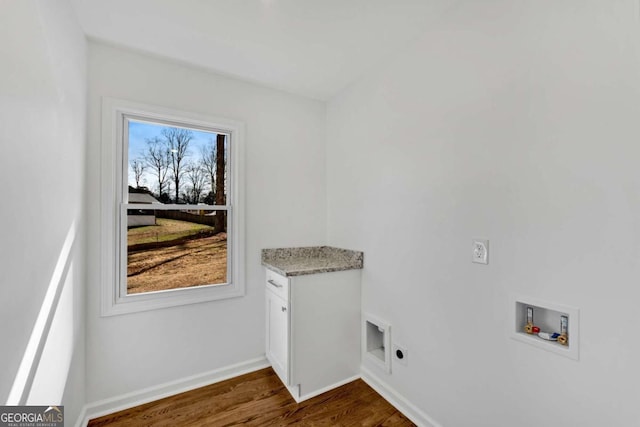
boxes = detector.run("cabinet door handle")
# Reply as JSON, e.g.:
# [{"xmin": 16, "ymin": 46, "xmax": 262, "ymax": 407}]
[
  {"xmin": 281, "ymin": 306, "xmax": 287, "ymax": 312},
  {"xmin": 268, "ymin": 279, "xmax": 283, "ymax": 288}
]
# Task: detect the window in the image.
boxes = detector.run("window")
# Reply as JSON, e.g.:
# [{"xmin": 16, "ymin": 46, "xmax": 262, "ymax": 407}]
[{"xmin": 101, "ymin": 98, "xmax": 244, "ymax": 315}]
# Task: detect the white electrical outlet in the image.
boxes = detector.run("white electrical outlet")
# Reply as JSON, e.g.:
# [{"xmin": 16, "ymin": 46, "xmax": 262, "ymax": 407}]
[
  {"xmin": 472, "ymin": 239, "xmax": 489, "ymax": 264},
  {"xmin": 392, "ymin": 344, "xmax": 408, "ymax": 366}
]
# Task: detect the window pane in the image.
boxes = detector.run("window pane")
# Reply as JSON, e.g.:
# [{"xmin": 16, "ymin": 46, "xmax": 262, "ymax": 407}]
[
  {"xmin": 126, "ymin": 209, "xmax": 228, "ymax": 294},
  {"xmin": 127, "ymin": 119, "xmax": 228, "ymax": 205}
]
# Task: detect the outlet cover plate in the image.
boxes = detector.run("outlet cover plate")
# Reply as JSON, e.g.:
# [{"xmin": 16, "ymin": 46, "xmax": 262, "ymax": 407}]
[{"xmin": 472, "ymin": 239, "xmax": 489, "ymax": 264}]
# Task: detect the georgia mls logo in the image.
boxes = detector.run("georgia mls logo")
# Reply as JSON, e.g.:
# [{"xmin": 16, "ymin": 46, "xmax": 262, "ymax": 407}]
[
  {"xmin": 0, "ymin": 405, "xmax": 64, "ymax": 427},
  {"xmin": 44, "ymin": 406, "xmax": 63, "ymax": 420}
]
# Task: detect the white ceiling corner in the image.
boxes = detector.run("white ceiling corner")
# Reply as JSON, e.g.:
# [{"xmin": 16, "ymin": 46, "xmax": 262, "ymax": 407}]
[{"xmin": 71, "ymin": 0, "xmax": 448, "ymax": 100}]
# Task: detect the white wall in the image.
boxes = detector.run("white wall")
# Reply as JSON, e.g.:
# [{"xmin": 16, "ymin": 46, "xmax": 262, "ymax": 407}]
[
  {"xmin": 327, "ymin": 1, "xmax": 640, "ymax": 426},
  {"xmin": 85, "ymin": 42, "xmax": 326, "ymax": 402},
  {"xmin": 0, "ymin": 0, "xmax": 87, "ymax": 422}
]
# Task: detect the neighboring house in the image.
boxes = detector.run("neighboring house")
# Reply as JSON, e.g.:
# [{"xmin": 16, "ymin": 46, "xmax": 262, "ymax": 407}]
[{"xmin": 128, "ymin": 191, "xmax": 162, "ymax": 227}]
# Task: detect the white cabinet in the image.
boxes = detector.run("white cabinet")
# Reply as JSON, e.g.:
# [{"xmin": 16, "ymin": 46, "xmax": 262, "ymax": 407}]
[
  {"xmin": 265, "ymin": 287, "xmax": 289, "ymax": 383},
  {"xmin": 264, "ymin": 268, "xmax": 361, "ymax": 402}
]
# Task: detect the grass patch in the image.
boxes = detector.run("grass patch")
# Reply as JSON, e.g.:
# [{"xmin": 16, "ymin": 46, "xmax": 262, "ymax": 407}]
[{"xmin": 128, "ymin": 218, "xmax": 214, "ymax": 246}]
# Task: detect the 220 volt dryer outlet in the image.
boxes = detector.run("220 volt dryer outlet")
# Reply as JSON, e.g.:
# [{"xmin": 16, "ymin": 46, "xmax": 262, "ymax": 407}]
[{"xmin": 472, "ymin": 239, "xmax": 489, "ymax": 264}]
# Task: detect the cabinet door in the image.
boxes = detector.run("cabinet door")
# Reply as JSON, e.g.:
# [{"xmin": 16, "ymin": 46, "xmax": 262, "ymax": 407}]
[{"xmin": 266, "ymin": 289, "xmax": 289, "ymax": 384}]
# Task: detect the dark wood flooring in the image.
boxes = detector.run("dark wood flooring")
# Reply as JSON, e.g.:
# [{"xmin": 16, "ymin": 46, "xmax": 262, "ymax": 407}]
[{"xmin": 88, "ymin": 367, "xmax": 415, "ymax": 426}]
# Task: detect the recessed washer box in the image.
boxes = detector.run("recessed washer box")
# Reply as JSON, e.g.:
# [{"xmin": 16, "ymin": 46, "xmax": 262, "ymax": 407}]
[
  {"xmin": 510, "ymin": 295, "xmax": 580, "ymax": 361},
  {"xmin": 363, "ymin": 314, "xmax": 391, "ymax": 373}
]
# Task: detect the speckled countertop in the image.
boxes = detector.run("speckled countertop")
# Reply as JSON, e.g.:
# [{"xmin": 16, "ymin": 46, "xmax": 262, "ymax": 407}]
[{"xmin": 261, "ymin": 246, "xmax": 364, "ymax": 277}]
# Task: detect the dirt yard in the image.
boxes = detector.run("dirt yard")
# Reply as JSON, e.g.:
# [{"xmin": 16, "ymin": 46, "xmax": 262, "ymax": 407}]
[{"xmin": 127, "ymin": 219, "xmax": 227, "ymax": 294}]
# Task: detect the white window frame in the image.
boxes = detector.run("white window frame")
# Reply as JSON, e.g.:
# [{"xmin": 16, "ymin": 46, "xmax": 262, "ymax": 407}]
[{"xmin": 100, "ymin": 98, "xmax": 245, "ymax": 316}]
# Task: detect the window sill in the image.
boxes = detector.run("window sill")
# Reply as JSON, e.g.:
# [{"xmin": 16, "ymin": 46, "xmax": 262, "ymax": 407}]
[{"xmin": 101, "ymin": 283, "xmax": 245, "ymax": 316}]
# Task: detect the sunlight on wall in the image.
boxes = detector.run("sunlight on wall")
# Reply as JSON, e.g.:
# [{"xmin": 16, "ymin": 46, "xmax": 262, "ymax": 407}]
[
  {"xmin": 27, "ymin": 262, "xmax": 75, "ymax": 404},
  {"xmin": 6, "ymin": 221, "xmax": 77, "ymax": 405}
]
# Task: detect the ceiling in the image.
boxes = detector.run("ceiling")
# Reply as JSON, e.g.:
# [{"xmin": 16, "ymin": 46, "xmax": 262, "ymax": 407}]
[{"xmin": 71, "ymin": 0, "xmax": 450, "ymax": 100}]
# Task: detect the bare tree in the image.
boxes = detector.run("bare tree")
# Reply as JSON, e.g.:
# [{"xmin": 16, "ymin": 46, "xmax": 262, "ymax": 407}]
[
  {"xmin": 130, "ymin": 158, "xmax": 146, "ymax": 188},
  {"xmin": 143, "ymin": 137, "xmax": 169, "ymax": 199},
  {"xmin": 200, "ymin": 139, "xmax": 217, "ymax": 204},
  {"xmin": 213, "ymin": 133, "xmax": 226, "ymax": 234},
  {"xmin": 185, "ymin": 162, "xmax": 206, "ymax": 204},
  {"xmin": 162, "ymin": 128, "xmax": 193, "ymax": 203}
]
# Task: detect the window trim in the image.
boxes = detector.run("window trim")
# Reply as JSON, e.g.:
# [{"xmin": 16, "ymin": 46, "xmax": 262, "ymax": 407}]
[{"xmin": 100, "ymin": 98, "xmax": 245, "ymax": 316}]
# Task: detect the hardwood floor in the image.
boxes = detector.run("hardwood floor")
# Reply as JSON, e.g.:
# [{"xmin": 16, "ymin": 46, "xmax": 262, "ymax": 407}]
[{"xmin": 88, "ymin": 368, "xmax": 415, "ymax": 426}]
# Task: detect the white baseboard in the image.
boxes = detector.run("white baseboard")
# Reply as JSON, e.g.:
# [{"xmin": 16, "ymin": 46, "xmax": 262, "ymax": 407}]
[
  {"xmin": 295, "ymin": 374, "xmax": 361, "ymax": 403},
  {"xmin": 74, "ymin": 406, "xmax": 87, "ymax": 427},
  {"xmin": 360, "ymin": 366, "xmax": 442, "ymax": 427},
  {"xmin": 74, "ymin": 356, "xmax": 269, "ymax": 427}
]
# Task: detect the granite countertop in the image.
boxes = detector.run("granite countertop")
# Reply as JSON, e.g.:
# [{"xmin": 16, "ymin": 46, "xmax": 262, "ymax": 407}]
[{"xmin": 261, "ymin": 246, "xmax": 364, "ymax": 277}]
